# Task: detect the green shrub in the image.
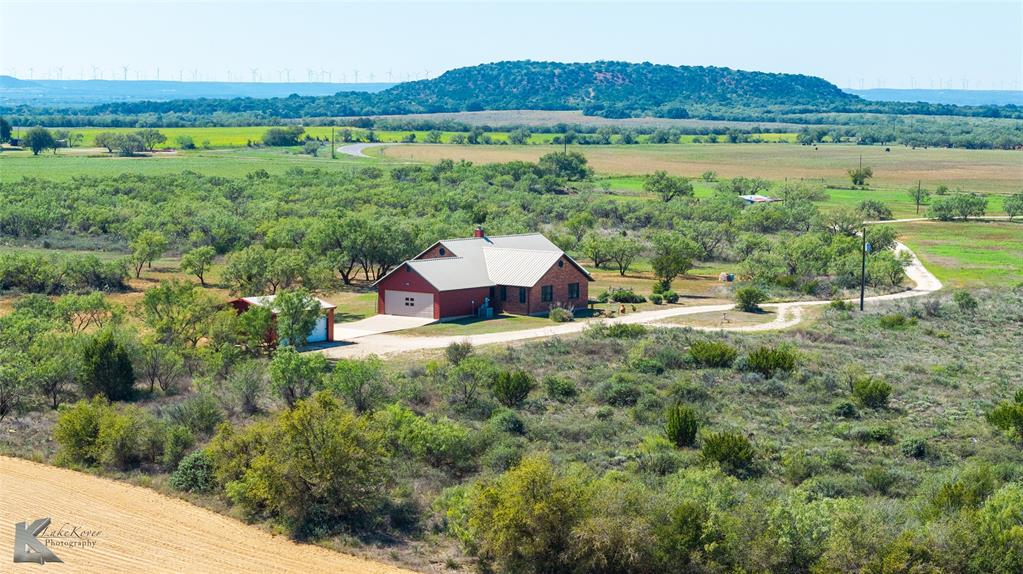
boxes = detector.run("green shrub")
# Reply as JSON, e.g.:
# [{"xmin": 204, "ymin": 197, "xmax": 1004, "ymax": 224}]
[
  {"xmin": 953, "ymin": 290, "xmax": 978, "ymax": 313},
  {"xmin": 445, "ymin": 341, "xmax": 474, "ymax": 366},
  {"xmin": 490, "ymin": 409, "xmax": 526, "ymax": 435},
  {"xmin": 599, "ymin": 323, "xmax": 647, "ymax": 339},
  {"xmin": 599, "ymin": 287, "xmax": 646, "ymax": 304},
  {"xmin": 170, "ymin": 450, "xmax": 217, "ymax": 493},
  {"xmin": 650, "ymin": 293, "xmax": 664, "ymax": 305},
  {"xmin": 543, "ymin": 375, "xmax": 577, "ymax": 402},
  {"xmin": 735, "ymin": 286, "xmax": 768, "ymax": 312},
  {"xmin": 739, "ymin": 345, "xmax": 797, "ymax": 378},
  {"xmin": 688, "ymin": 340, "xmax": 738, "ymax": 368},
  {"xmin": 53, "ymin": 397, "xmax": 109, "ymax": 466},
  {"xmin": 662, "ymin": 291, "xmax": 680, "ymax": 304},
  {"xmin": 864, "ymin": 465, "xmax": 901, "ymax": 495},
  {"xmin": 491, "ymin": 370, "xmax": 535, "ymax": 408},
  {"xmin": 166, "ymin": 392, "xmax": 224, "ymax": 437},
  {"xmin": 162, "ymin": 424, "xmax": 194, "ymax": 470},
  {"xmin": 878, "ymin": 313, "xmax": 915, "ymax": 329},
  {"xmin": 987, "ymin": 389, "xmax": 1023, "ymax": 443},
  {"xmin": 80, "ymin": 329, "xmax": 135, "ymax": 401},
  {"xmin": 95, "ymin": 404, "xmax": 164, "ymax": 469},
  {"xmin": 851, "ymin": 377, "xmax": 893, "ymax": 409},
  {"xmin": 664, "ymin": 404, "xmax": 699, "ymax": 448},
  {"xmin": 600, "ymin": 374, "xmax": 642, "ymax": 407},
  {"xmin": 900, "ymin": 437, "xmax": 935, "ymax": 460},
  {"xmin": 850, "ymin": 424, "xmax": 896, "ymax": 444},
  {"xmin": 829, "ymin": 299, "xmax": 854, "ymax": 312},
  {"xmin": 549, "ymin": 306, "xmax": 574, "ymax": 322},
  {"xmin": 374, "ymin": 404, "xmax": 481, "ymax": 472},
  {"xmin": 701, "ymin": 431, "xmax": 758, "ymax": 478},
  {"xmin": 831, "ymin": 400, "xmax": 859, "ymax": 419}
]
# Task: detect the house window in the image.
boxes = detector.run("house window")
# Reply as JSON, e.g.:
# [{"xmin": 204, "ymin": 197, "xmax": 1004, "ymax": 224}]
[
  {"xmin": 439, "ymin": 247, "xmax": 446, "ymax": 256},
  {"xmin": 568, "ymin": 282, "xmax": 580, "ymax": 299},
  {"xmin": 500, "ymin": 286, "xmax": 507, "ymax": 301},
  {"xmin": 518, "ymin": 287, "xmax": 527, "ymax": 304},
  {"xmin": 541, "ymin": 285, "xmax": 553, "ymax": 302}
]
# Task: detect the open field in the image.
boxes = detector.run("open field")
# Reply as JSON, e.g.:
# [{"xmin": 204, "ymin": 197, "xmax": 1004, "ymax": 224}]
[
  {"xmin": 364, "ymin": 110, "xmax": 829, "ymax": 130},
  {"xmin": 377, "ymin": 143, "xmax": 1023, "ymax": 194},
  {"xmin": 0, "ymin": 456, "xmax": 414, "ymax": 574},
  {"xmin": 895, "ymin": 220, "xmax": 1023, "ymax": 287}
]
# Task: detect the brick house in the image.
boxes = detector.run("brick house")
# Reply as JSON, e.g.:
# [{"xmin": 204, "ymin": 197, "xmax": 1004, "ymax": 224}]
[{"xmin": 373, "ymin": 227, "xmax": 593, "ymax": 320}]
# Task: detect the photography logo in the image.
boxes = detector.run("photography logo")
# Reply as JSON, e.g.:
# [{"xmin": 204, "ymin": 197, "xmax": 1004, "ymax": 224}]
[{"xmin": 13, "ymin": 518, "xmax": 63, "ymax": 564}]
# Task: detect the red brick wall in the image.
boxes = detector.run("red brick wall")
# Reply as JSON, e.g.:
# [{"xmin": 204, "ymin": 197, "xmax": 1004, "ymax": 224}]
[
  {"xmin": 525, "ymin": 256, "xmax": 590, "ymax": 315},
  {"xmin": 438, "ymin": 287, "xmax": 493, "ymax": 319},
  {"xmin": 416, "ymin": 242, "xmax": 458, "ymax": 260},
  {"xmin": 376, "ymin": 265, "xmax": 441, "ymax": 318},
  {"xmin": 497, "ymin": 285, "xmax": 532, "ymax": 315}
]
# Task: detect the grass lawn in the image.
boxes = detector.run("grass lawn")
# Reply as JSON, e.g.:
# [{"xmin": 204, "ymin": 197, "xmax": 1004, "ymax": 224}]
[
  {"xmin": 0, "ymin": 147, "xmax": 380, "ymax": 181},
  {"xmin": 895, "ymin": 220, "xmax": 1023, "ymax": 287}
]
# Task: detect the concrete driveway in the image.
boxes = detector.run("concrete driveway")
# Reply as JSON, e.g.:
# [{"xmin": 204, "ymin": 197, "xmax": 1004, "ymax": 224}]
[{"xmin": 333, "ymin": 314, "xmax": 436, "ymax": 340}]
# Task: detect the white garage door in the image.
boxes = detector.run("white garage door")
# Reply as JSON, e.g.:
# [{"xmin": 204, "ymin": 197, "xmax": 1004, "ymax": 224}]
[
  {"xmin": 307, "ymin": 315, "xmax": 329, "ymax": 343},
  {"xmin": 384, "ymin": 290, "xmax": 434, "ymax": 318}
]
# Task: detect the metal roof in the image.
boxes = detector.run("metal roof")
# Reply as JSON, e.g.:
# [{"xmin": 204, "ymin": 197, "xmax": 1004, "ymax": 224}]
[
  {"xmin": 239, "ymin": 295, "xmax": 336, "ymax": 310},
  {"xmin": 375, "ymin": 233, "xmax": 593, "ymax": 292}
]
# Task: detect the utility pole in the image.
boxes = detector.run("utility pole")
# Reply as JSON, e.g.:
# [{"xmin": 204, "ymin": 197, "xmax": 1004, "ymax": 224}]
[
  {"xmin": 915, "ymin": 180, "xmax": 922, "ymax": 215},
  {"xmin": 860, "ymin": 226, "xmax": 868, "ymax": 311},
  {"xmin": 331, "ymin": 127, "xmax": 336, "ymax": 159}
]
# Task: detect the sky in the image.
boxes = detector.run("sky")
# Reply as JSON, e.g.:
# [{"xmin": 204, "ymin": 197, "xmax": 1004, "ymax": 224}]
[{"xmin": 1, "ymin": 0, "xmax": 1020, "ymax": 90}]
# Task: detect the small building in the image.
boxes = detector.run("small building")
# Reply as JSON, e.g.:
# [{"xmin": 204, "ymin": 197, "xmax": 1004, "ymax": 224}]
[
  {"xmin": 739, "ymin": 194, "xmax": 782, "ymax": 205},
  {"xmin": 228, "ymin": 295, "xmax": 336, "ymax": 344},
  {"xmin": 373, "ymin": 227, "xmax": 593, "ymax": 320}
]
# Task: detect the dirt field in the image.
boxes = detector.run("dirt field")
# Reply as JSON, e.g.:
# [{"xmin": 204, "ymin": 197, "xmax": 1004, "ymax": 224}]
[
  {"xmin": 0, "ymin": 456, "xmax": 417, "ymax": 574},
  {"xmin": 376, "ymin": 143, "xmax": 1023, "ymax": 194}
]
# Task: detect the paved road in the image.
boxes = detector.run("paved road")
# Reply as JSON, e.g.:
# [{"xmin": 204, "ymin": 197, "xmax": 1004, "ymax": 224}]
[
  {"xmin": 319, "ymin": 240, "xmax": 941, "ymax": 359},
  {"xmin": 336, "ymin": 142, "xmax": 391, "ymax": 158}
]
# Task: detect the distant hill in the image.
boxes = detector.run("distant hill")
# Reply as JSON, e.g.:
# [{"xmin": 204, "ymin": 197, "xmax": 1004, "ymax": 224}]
[
  {"xmin": 847, "ymin": 88, "xmax": 1023, "ymax": 107},
  {"xmin": 0, "ymin": 76, "xmax": 393, "ymax": 107},
  {"xmin": 2, "ymin": 61, "xmax": 1019, "ymax": 123}
]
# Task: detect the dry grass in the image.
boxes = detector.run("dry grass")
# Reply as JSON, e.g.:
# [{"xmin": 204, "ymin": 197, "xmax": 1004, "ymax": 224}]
[{"xmin": 376, "ymin": 143, "xmax": 1023, "ymax": 194}]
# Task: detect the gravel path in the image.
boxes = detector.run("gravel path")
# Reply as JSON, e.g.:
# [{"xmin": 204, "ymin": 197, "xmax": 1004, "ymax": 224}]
[
  {"xmin": 320, "ymin": 240, "xmax": 941, "ymax": 359},
  {"xmin": 336, "ymin": 142, "xmax": 391, "ymax": 158}
]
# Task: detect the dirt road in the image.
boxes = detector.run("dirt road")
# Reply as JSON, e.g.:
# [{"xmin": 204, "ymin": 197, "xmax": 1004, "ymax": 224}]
[{"xmin": 1, "ymin": 456, "xmax": 417, "ymax": 574}]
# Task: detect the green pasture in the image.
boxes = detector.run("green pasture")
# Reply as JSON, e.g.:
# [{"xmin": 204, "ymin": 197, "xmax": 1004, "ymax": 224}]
[{"xmin": 896, "ymin": 220, "xmax": 1023, "ymax": 287}]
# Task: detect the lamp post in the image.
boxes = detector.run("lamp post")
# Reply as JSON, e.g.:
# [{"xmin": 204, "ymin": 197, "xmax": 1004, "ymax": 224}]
[{"xmin": 860, "ymin": 226, "xmax": 872, "ymax": 311}]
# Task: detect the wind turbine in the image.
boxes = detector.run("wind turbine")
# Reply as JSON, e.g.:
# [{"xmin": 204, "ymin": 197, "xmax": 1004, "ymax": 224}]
[
  {"xmin": 27, "ymin": 67, "xmax": 33, "ymax": 79},
  {"xmin": 92, "ymin": 65, "xmax": 100, "ymax": 79},
  {"xmin": 192, "ymin": 69, "xmax": 199, "ymax": 81},
  {"xmin": 250, "ymin": 68, "xmax": 259, "ymax": 82},
  {"xmin": 57, "ymin": 66, "xmax": 63, "ymax": 80},
  {"xmin": 307, "ymin": 68, "xmax": 315, "ymax": 82},
  {"xmin": 387, "ymin": 69, "xmax": 393, "ymax": 82},
  {"xmin": 369, "ymin": 72, "xmax": 374, "ymax": 82},
  {"xmin": 353, "ymin": 70, "xmax": 359, "ymax": 83},
  {"xmin": 424, "ymin": 68, "xmax": 430, "ymax": 80},
  {"xmin": 321, "ymin": 69, "xmax": 331, "ymax": 82},
  {"xmin": 122, "ymin": 65, "xmax": 128, "ymax": 81}
]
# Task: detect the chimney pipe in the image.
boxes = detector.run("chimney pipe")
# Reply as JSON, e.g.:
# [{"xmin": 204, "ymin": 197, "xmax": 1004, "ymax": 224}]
[{"xmin": 474, "ymin": 225, "xmax": 485, "ymax": 238}]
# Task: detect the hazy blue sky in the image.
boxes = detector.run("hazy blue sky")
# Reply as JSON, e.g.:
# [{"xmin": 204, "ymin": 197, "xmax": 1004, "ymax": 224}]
[{"xmin": 1, "ymin": 1, "xmax": 1020, "ymax": 89}]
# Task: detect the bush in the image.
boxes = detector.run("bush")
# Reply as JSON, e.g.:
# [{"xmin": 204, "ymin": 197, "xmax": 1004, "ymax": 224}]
[
  {"xmin": 591, "ymin": 323, "xmax": 647, "ymax": 339},
  {"xmin": 53, "ymin": 397, "xmax": 108, "ymax": 466},
  {"xmin": 878, "ymin": 313, "xmax": 915, "ymax": 329},
  {"xmin": 162, "ymin": 424, "xmax": 194, "ymax": 470},
  {"xmin": 851, "ymin": 377, "xmax": 893, "ymax": 409},
  {"xmin": 701, "ymin": 431, "xmax": 758, "ymax": 478},
  {"xmin": 735, "ymin": 286, "xmax": 768, "ymax": 312},
  {"xmin": 662, "ymin": 290, "xmax": 680, "ymax": 304},
  {"xmin": 688, "ymin": 340, "xmax": 738, "ymax": 368},
  {"xmin": 170, "ymin": 450, "xmax": 217, "ymax": 492},
  {"xmin": 600, "ymin": 374, "xmax": 642, "ymax": 407},
  {"xmin": 80, "ymin": 329, "xmax": 135, "ymax": 401},
  {"xmin": 953, "ymin": 290, "xmax": 978, "ymax": 313},
  {"xmin": 739, "ymin": 345, "xmax": 797, "ymax": 378},
  {"xmin": 166, "ymin": 392, "xmax": 224, "ymax": 437},
  {"xmin": 829, "ymin": 299, "xmax": 854, "ymax": 312},
  {"xmin": 489, "ymin": 409, "xmax": 526, "ymax": 435},
  {"xmin": 987, "ymin": 389, "xmax": 1023, "ymax": 442},
  {"xmin": 599, "ymin": 288, "xmax": 646, "ymax": 304},
  {"xmin": 374, "ymin": 404, "xmax": 481, "ymax": 472},
  {"xmin": 900, "ymin": 437, "xmax": 935, "ymax": 460},
  {"xmin": 831, "ymin": 400, "xmax": 859, "ymax": 419},
  {"xmin": 543, "ymin": 375, "xmax": 577, "ymax": 402},
  {"xmin": 445, "ymin": 341, "xmax": 474, "ymax": 366},
  {"xmin": 650, "ymin": 293, "xmax": 664, "ymax": 305},
  {"xmin": 491, "ymin": 370, "xmax": 535, "ymax": 408},
  {"xmin": 549, "ymin": 306, "xmax": 574, "ymax": 322},
  {"xmin": 54, "ymin": 398, "xmax": 165, "ymax": 470},
  {"xmin": 850, "ymin": 424, "xmax": 896, "ymax": 444},
  {"xmin": 664, "ymin": 404, "xmax": 698, "ymax": 448}
]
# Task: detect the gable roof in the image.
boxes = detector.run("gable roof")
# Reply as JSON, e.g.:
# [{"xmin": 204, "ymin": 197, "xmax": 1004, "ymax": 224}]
[
  {"xmin": 375, "ymin": 232, "xmax": 593, "ymax": 291},
  {"xmin": 236, "ymin": 294, "xmax": 336, "ymax": 311}
]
